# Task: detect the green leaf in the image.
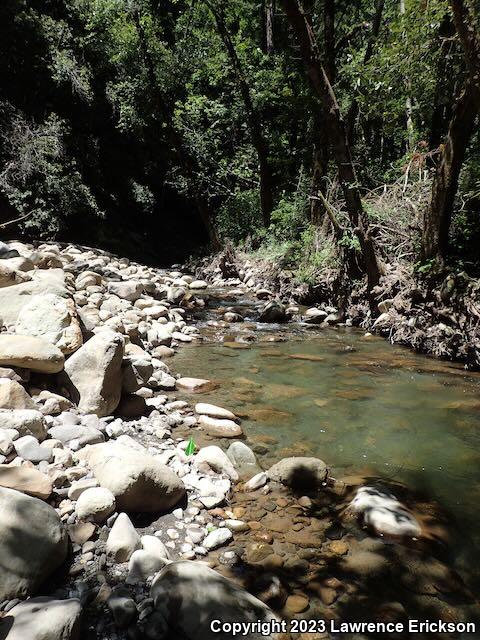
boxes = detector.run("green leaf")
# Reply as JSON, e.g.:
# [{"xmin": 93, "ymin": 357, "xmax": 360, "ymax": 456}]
[{"xmin": 185, "ymin": 437, "xmax": 196, "ymax": 456}]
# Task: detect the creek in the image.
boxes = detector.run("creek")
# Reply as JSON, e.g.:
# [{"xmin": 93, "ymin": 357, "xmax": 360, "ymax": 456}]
[{"xmin": 175, "ymin": 288, "xmax": 480, "ymax": 587}]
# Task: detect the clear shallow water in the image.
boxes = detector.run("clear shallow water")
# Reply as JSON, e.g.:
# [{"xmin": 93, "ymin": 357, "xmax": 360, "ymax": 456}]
[{"xmin": 174, "ymin": 326, "xmax": 480, "ymax": 579}]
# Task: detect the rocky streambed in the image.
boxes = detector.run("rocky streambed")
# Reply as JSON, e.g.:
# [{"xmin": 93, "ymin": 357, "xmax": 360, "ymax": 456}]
[{"xmin": 0, "ymin": 240, "xmax": 478, "ymax": 640}]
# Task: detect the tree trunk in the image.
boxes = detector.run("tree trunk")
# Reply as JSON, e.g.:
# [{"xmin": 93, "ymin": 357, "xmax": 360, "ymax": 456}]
[
  {"xmin": 450, "ymin": 0, "xmax": 480, "ymax": 110},
  {"xmin": 310, "ymin": 113, "xmax": 330, "ymax": 225},
  {"xmin": 264, "ymin": 0, "xmax": 275, "ymax": 54},
  {"xmin": 324, "ymin": 0, "xmax": 335, "ymax": 83},
  {"xmin": 282, "ymin": 0, "xmax": 384, "ymax": 307},
  {"xmin": 428, "ymin": 13, "xmax": 456, "ymax": 151},
  {"xmin": 422, "ymin": 81, "xmax": 478, "ymax": 263},
  {"xmin": 207, "ymin": 2, "xmax": 274, "ymax": 227},
  {"xmin": 399, "ymin": 0, "xmax": 415, "ymax": 152},
  {"xmin": 133, "ymin": 9, "xmax": 220, "ymax": 248},
  {"xmin": 309, "ymin": 0, "xmax": 335, "ymax": 224},
  {"xmin": 346, "ymin": 0, "xmax": 385, "ymax": 145}
]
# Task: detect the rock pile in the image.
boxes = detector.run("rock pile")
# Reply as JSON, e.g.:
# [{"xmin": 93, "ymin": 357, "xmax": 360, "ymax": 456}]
[{"xmin": 0, "ymin": 241, "xmax": 280, "ymax": 639}]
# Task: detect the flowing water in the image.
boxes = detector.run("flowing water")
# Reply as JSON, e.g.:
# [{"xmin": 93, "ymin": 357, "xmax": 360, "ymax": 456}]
[{"xmin": 174, "ymin": 292, "xmax": 480, "ymax": 586}]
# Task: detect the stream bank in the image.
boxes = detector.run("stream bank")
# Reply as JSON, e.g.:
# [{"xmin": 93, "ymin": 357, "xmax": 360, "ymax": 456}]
[
  {"xmin": 194, "ymin": 250, "xmax": 480, "ymax": 370},
  {"xmin": 0, "ymin": 240, "xmax": 478, "ymax": 640}
]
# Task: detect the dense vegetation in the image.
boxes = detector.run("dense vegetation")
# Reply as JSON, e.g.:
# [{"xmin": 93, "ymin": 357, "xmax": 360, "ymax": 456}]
[{"xmin": 0, "ymin": 0, "xmax": 479, "ymax": 292}]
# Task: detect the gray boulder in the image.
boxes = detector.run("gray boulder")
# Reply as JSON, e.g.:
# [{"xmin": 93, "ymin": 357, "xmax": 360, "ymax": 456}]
[
  {"xmin": 14, "ymin": 435, "xmax": 53, "ymax": 463},
  {"xmin": 75, "ymin": 442, "xmax": 185, "ymax": 512},
  {"xmin": 48, "ymin": 423, "xmax": 104, "ymax": 448},
  {"xmin": 258, "ymin": 301, "xmax": 286, "ymax": 323},
  {"xmin": 0, "ymin": 596, "xmax": 81, "ymax": 640},
  {"xmin": 0, "ymin": 269, "xmax": 68, "ymax": 327},
  {"xmin": 226, "ymin": 441, "xmax": 262, "ymax": 480},
  {"xmin": 107, "ymin": 280, "xmax": 144, "ymax": 302},
  {"xmin": 16, "ymin": 293, "xmax": 83, "ymax": 355},
  {"xmin": 0, "ymin": 409, "xmax": 47, "ymax": 440},
  {"xmin": 150, "ymin": 561, "xmax": 278, "ymax": 640},
  {"xmin": 0, "ymin": 487, "xmax": 67, "ymax": 599},
  {"xmin": 195, "ymin": 446, "xmax": 239, "ymax": 481},
  {"xmin": 0, "ymin": 263, "xmax": 31, "ymax": 288},
  {"xmin": 75, "ymin": 487, "xmax": 116, "ymax": 523},
  {"xmin": 63, "ymin": 331, "xmax": 124, "ymax": 417},
  {"xmin": 0, "ymin": 241, "xmax": 20, "ymax": 259}
]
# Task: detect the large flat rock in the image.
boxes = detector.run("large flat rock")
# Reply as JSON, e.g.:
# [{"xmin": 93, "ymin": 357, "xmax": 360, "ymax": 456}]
[
  {"xmin": 0, "ymin": 465, "xmax": 53, "ymax": 499},
  {"xmin": 0, "ymin": 335, "xmax": 64, "ymax": 373}
]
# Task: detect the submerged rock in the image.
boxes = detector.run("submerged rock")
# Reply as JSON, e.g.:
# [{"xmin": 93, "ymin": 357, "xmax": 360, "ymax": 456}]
[{"xmin": 267, "ymin": 456, "xmax": 328, "ymax": 490}]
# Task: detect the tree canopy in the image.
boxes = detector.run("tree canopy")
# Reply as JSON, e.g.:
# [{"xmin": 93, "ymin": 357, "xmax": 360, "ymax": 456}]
[{"xmin": 0, "ymin": 0, "xmax": 479, "ymax": 277}]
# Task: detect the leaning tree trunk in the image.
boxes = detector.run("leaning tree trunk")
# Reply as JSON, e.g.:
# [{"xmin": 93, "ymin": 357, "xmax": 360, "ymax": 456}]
[
  {"xmin": 422, "ymin": 84, "xmax": 478, "ymax": 263},
  {"xmin": 207, "ymin": 2, "xmax": 274, "ymax": 227},
  {"xmin": 422, "ymin": 0, "xmax": 480, "ymax": 263},
  {"xmin": 282, "ymin": 0, "xmax": 384, "ymax": 307}
]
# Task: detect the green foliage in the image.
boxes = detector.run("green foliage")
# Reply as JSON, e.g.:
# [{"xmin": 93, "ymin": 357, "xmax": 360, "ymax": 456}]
[
  {"xmin": 414, "ymin": 258, "xmax": 437, "ymax": 276},
  {"xmin": 0, "ymin": 0, "xmax": 477, "ymax": 273},
  {"xmin": 216, "ymin": 190, "xmax": 264, "ymax": 244},
  {"xmin": 0, "ymin": 110, "xmax": 103, "ymax": 236},
  {"xmin": 247, "ymin": 190, "xmax": 339, "ymax": 284}
]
